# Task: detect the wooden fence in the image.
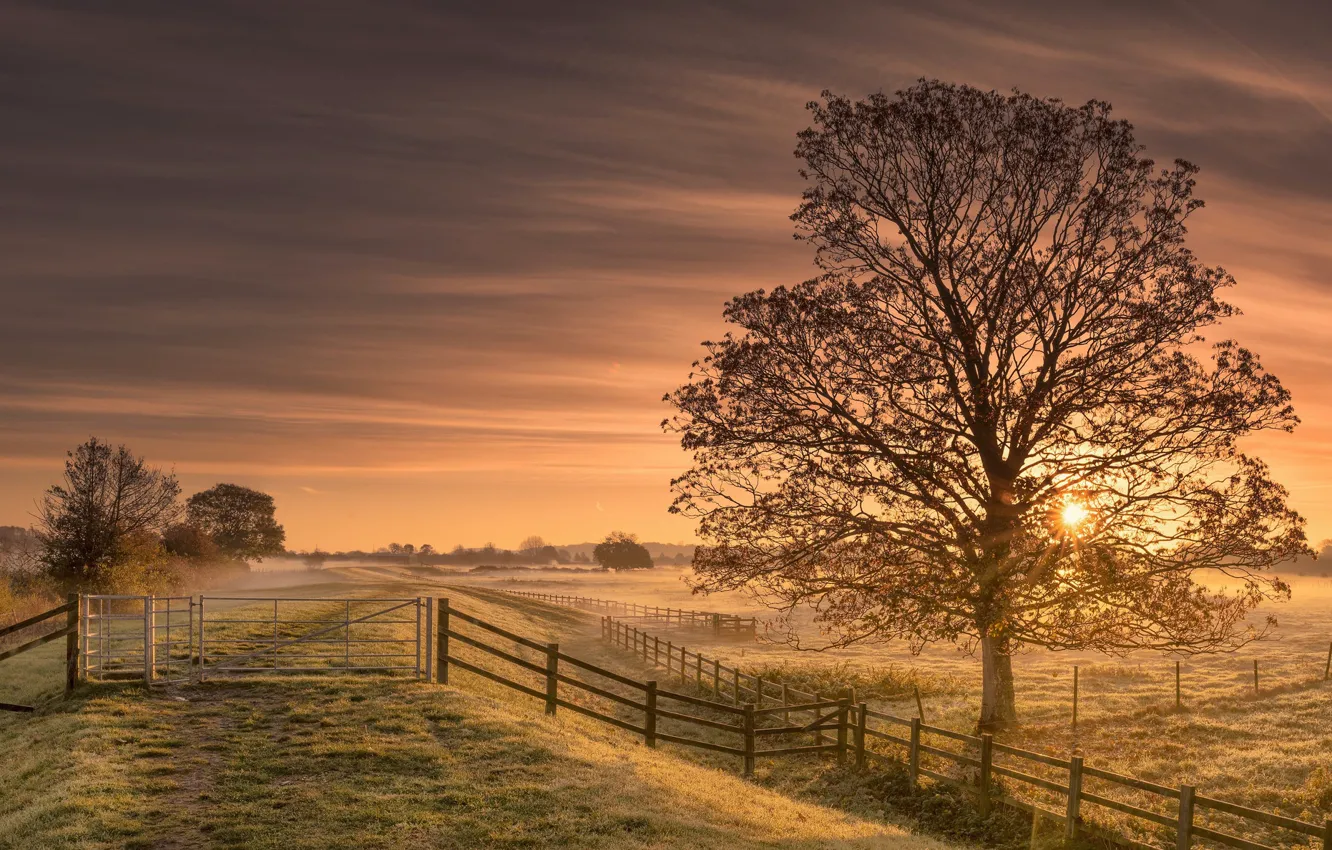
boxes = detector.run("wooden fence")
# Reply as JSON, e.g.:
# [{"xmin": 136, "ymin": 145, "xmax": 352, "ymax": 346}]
[
  {"xmin": 436, "ymin": 599, "xmax": 845, "ymax": 777},
  {"xmin": 502, "ymin": 590, "xmax": 756, "ymax": 637},
  {"xmin": 0, "ymin": 594, "xmax": 79, "ymax": 710},
  {"xmin": 599, "ymin": 615, "xmax": 1332, "ymax": 850}
]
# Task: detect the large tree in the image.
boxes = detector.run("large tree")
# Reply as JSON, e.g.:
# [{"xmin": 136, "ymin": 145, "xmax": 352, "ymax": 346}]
[
  {"xmin": 186, "ymin": 483, "xmax": 285, "ymax": 562},
  {"xmin": 36, "ymin": 438, "xmax": 182, "ymax": 585},
  {"xmin": 666, "ymin": 81, "xmax": 1307, "ymax": 730}
]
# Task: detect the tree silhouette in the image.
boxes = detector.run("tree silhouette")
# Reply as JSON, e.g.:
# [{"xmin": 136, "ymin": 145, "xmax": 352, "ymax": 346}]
[
  {"xmin": 593, "ymin": 532, "xmax": 653, "ymax": 571},
  {"xmin": 518, "ymin": 535, "xmax": 548, "ymax": 556},
  {"xmin": 666, "ymin": 80, "xmax": 1308, "ymax": 729},
  {"xmin": 186, "ymin": 483, "xmax": 285, "ymax": 562},
  {"xmin": 37, "ymin": 438, "xmax": 181, "ymax": 585}
]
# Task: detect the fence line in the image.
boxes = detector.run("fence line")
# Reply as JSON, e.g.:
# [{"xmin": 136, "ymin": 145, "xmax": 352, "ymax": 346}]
[
  {"xmin": 502, "ymin": 590, "xmax": 756, "ymax": 637},
  {"xmin": 0, "ymin": 594, "xmax": 79, "ymax": 709},
  {"xmin": 590, "ymin": 614, "xmax": 1332, "ymax": 850},
  {"xmin": 435, "ymin": 599, "xmax": 843, "ymax": 777},
  {"xmin": 501, "ymin": 590, "xmax": 1329, "ymax": 850}
]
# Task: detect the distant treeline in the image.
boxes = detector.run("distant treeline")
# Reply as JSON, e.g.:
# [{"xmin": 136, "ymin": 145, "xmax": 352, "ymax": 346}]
[
  {"xmin": 291, "ymin": 540, "xmax": 694, "ymax": 568},
  {"xmin": 1283, "ymin": 542, "xmax": 1332, "ymax": 576}
]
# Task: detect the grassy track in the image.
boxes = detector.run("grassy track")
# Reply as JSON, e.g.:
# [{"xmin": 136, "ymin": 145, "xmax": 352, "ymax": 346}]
[{"xmin": 0, "ymin": 585, "xmax": 952, "ymax": 850}]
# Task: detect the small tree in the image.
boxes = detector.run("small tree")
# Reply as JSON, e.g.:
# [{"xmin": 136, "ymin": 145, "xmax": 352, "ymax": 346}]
[
  {"xmin": 593, "ymin": 532, "xmax": 654, "ymax": 571},
  {"xmin": 36, "ymin": 438, "xmax": 182, "ymax": 586},
  {"xmin": 518, "ymin": 535, "xmax": 548, "ymax": 558},
  {"xmin": 186, "ymin": 484, "xmax": 285, "ymax": 562},
  {"xmin": 667, "ymin": 81, "xmax": 1307, "ymax": 729}
]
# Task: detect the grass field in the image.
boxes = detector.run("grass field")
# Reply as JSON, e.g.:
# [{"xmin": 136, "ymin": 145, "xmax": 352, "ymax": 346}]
[
  {"xmin": 437, "ymin": 565, "xmax": 1332, "ymax": 848},
  {"xmin": 7, "ymin": 562, "xmax": 1330, "ymax": 849},
  {"xmin": 0, "ymin": 579, "xmax": 958, "ymax": 850}
]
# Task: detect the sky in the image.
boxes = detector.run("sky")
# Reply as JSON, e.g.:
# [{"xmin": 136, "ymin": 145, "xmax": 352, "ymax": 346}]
[{"xmin": 2, "ymin": 0, "xmax": 1332, "ymax": 552}]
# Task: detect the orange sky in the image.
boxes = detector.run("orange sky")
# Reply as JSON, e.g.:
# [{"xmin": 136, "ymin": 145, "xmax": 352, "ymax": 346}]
[{"xmin": 2, "ymin": 2, "xmax": 1332, "ymax": 551}]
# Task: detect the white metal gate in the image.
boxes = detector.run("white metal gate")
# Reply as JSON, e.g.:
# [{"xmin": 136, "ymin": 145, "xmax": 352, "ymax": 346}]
[
  {"xmin": 197, "ymin": 596, "xmax": 430, "ymax": 679},
  {"xmin": 78, "ymin": 595, "xmax": 431, "ymax": 685},
  {"xmin": 80, "ymin": 595, "xmax": 194, "ymax": 684}
]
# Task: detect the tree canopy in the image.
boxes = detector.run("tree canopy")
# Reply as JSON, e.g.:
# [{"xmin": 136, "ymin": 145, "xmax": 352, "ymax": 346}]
[
  {"xmin": 666, "ymin": 80, "xmax": 1307, "ymax": 729},
  {"xmin": 36, "ymin": 437, "xmax": 182, "ymax": 585},
  {"xmin": 186, "ymin": 483, "xmax": 286, "ymax": 562},
  {"xmin": 593, "ymin": 531, "xmax": 654, "ymax": 571}
]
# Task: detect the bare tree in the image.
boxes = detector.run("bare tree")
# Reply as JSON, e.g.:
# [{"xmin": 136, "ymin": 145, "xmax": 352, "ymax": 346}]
[
  {"xmin": 518, "ymin": 535, "xmax": 548, "ymax": 556},
  {"xmin": 37, "ymin": 438, "xmax": 182, "ymax": 586},
  {"xmin": 666, "ymin": 81, "xmax": 1308, "ymax": 729}
]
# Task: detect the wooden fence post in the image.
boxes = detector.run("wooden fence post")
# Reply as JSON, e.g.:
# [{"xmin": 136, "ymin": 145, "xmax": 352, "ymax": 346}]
[
  {"xmin": 1072, "ymin": 665, "xmax": 1079, "ymax": 732},
  {"xmin": 855, "ymin": 701, "xmax": 868, "ymax": 768},
  {"xmin": 712, "ymin": 612, "xmax": 721, "ymax": 635},
  {"xmin": 645, "ymin": 680, "xmax": 658, "ymax": 748},
  {"xmin": 836, "ymin": 697, "xmax": 849, "ymax": 763},
  {"xmin": 679, "ymin": 646, "xmax": 687, "ymax": 685},
  {"xmin": 743, "ymin": 703, "xmax": 756, "ymax": 777},
  {"xmin": 545, "ymin": 642, "xmax": 559, "ymax": 716},
  {"xmin": 1177, "ymin": 784, "xmax": 1195, "ymax": 850},
  {"xmin": 437, "ymin": 598, "xmax": 449, "ymax": 684},
  {"xmin": 755, "ymin": 675, "xmax": 764, "ymax": 707},
  {"xmin": 978, "ymin": 734, "xmax": 994, "ymax": 815},
  {"xmin": 1324, "ymin": 642, "xmax": 1331, "ymax": 680},
  {"xmin": 424, "ymin": 597, "xmax": 434, "ymax": 683},
  {"xmin": 666, "ymin": 639, "xmax": 673, "ymax": 673},
  {"xmin": 654, "ymin": 635, "xmax": 661, "ymax": 666},
  {"xmin": 1254, "ymin": 658, "xmax": 1260, "ymax": 694},
  {"xmin": 913, "ymin": 684, "xmax": 925, "ymax": 722},
  {"xmin": 1176, "ymin": 660, "xmax": 1182, "ymax": 709},
  {"xmin": 1320, "ymin": 818, "xmax": 1330, "ymax": 850},
  {"xmin": 695, "ymin": 651, "xmax": 702, "ymax": 689},
  {"xmin": 733, "ymin": 667, "xmax": 740, "ymax": 703},
  {"xmin": 64, "ymin": 593, "xmax": 78, "ymax": 693},
  {"xmin": 1066, "ymin": 755, "xmax": 1084, "ymax": 839},
  {"xmin": 908, "ymin": 717, "xmax": 921, "ymax": 790},
  {"xmin": 713, "ymin": 659, "xmax": 721, "ymax": 699},
  {"xmin": 782, "ymin": 683, "xmax": 790, "ymax": 723}
]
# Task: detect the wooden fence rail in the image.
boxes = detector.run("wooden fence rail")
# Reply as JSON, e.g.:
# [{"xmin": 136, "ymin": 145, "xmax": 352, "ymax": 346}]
[
  {"xmin": 594, "ymin": 614, "xmax": 1332, "ymax": 850},
  {"xmin": 435, "ymin": 598, "xmax": 844, "ymax": 777},
  {"xmin": 0, "ymin": 594, "xmax": 79, "ymax": 709},
  {"xmin": 503, "ymin": 590, "xmax": 757, "ymax": 637}
]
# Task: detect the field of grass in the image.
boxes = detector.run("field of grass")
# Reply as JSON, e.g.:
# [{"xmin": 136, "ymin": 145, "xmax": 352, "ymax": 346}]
[
  {"xmin": 0, "ymin": 580, "xmax": 958, "ymax": 850},
  {"xmin": 438, "ymin": 565, "xmax": 1332, "ymax": 848},
  {"xmin": 8, "ymin": 560, "xmax": 1329, "ymax": 849}
]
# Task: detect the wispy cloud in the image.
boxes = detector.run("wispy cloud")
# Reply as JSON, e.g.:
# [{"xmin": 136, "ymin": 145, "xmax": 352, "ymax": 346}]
[{"xmin": 2, "ymin": 0, "xmax": 1330, "ymax": 546}]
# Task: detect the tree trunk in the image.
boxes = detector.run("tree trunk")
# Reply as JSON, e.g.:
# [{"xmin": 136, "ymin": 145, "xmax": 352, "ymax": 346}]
[{"xmin": 979, "ymin": 632, "xmax": 1017, "ymax": 731}]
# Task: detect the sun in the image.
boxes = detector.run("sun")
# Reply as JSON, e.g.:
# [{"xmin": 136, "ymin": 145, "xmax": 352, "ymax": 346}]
[{"xmin": 1061, "ymin": 502, "xmax": 1090, "ymax": 530}]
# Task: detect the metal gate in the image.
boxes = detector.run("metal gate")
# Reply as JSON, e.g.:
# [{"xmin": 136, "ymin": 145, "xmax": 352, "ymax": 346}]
[
  {"xmin": 80, "ymin": 595, "xmax": 194, "ymax": 684},
  {"xmin": 197, "ymin": 596, "xmax": 431, "ymax": 680},
  {"xmin": 78, "ymin": 595, "xmax": 431, "ymax": 684}
]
